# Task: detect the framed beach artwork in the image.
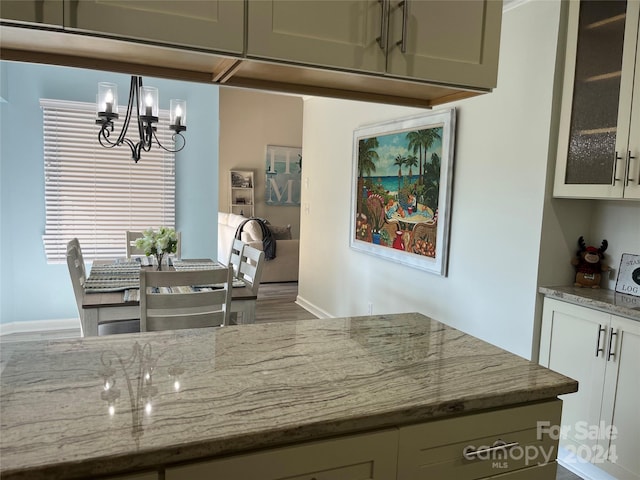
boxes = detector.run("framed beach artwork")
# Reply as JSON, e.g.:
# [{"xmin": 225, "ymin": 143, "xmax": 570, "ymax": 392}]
[{"xmin": 350, "ymin": 109, "xmax": 456, "ymax": 276}]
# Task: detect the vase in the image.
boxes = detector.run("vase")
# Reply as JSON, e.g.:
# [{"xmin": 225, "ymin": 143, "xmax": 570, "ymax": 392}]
[
  {"xmin": 155, "ymin": 253, "xmax": 164, "ymax": 271},
  {"xmin": 372, "ymin": 232, "xmax": 381, "ymax": 245}
]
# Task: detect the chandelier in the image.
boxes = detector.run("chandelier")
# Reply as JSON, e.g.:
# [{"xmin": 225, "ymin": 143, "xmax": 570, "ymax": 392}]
[{"xmin": 96, "ymin": 75, "xmax": 186, "ymax": 163}]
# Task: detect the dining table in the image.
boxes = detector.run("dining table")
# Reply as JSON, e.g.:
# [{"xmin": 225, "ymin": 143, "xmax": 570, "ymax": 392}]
[{"xmin": 81, "ymin": 258, "xmax": 242, "ymax": 336}]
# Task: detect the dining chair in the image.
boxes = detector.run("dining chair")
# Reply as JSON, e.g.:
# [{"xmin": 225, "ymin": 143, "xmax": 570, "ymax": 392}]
[
  {"xmin": 228, "ymin": 238, "xmax": 246, "ymax": 279},
  {"xmin": 230, "ymin": 244, "xmax": 265, "ymax": 325},
  {"xmin": 139, "ymin": 267, "xmax": 233, "ymax": 332},
  {"xmin": 126, "ymin": 230, "xmax": 182, "ymax": 259},
  {"xmin": 66, "ymin": 238, "xmax": 87, "ymax": 335}
]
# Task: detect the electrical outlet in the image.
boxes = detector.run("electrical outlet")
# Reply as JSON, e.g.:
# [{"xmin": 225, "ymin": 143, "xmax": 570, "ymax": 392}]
[{"xmin": 367, "ymin": 302, "xmax": 373, "ymax": 315}]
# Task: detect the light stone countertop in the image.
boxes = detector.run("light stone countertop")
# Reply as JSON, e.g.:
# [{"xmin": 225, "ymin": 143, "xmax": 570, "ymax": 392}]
[
  {"xmin": 0, "ymin": 313, "xmax": 577, "ymax": 479},
  {"xmin": 539, "ymin": 286, "xmax": 640, "ymax": 321}
]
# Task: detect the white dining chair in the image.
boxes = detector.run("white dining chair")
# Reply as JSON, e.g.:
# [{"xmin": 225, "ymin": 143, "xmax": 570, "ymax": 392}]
[
  {"xmin": 126, "ymin": 230, "xmax": 182, "ymax": 259},
  {"xmin": 230, "ymin": 244, "xmax": 265, "ymax": 325},
  {"xmin": 66, "ymin": 238, "xmax": 87, "ymax": 335},
  {"xmin": 139, "ymin": 267, "xmax": 233, "ymax": 332},
  {"xmin": 228, "ymin": 238, "xmax": 245, "ymax": 279}
]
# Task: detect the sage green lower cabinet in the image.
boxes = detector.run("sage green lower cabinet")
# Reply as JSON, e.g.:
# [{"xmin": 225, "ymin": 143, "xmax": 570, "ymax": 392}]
[
  {"xmin": 165, "ymin": 429, "xmax": 399, "ymax": 480},
  {"xmin": 165, "ymin": 401, "xmax": 561, "ymax": 480},
  {"xmin": 107, "ymin": 473, "xmax": 158, "ymax": 480},
  {"xmin": 397, "ymin": 400, "xmax": 561, "ymax": 480}
]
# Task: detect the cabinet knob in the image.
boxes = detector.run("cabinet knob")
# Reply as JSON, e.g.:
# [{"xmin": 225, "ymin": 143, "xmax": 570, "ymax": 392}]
[
  {"xmin": 612, "ymin": 152, "xmax": 623, "ymax": 185},
  {"xmin": 396, "ymin": 0, "xmax": 409, "ymax": 53},
  {"xmin": 462, "ymin": 440, "xmax": 519, "ymax": 460},
  {"xmin": 626, "ymin": 151, "xmax": 637, "ymax": 186},
  {"xmin": 607, "ymin": 329, "xmax": 618, "ymax": 361},
  {"xmin": 595, "ymin": 324, "xmax": 606, "ymax": 358},
  {"xmin": 376, "ymin": 0, "xmax": 389, "ymax": 50}
]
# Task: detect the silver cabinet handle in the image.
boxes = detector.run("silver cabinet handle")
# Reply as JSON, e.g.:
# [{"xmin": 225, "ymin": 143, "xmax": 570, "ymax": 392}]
[
  {"xmin": 595, "ymin": 325, "xmax": 606, "ymax": 358},
  {"xmin": 612, "ymin": 151, "xmax": 623, "ymax": 185},
  {"xmin": 607, "ymin": 329, "xmax": 618, "ymax": 361},
  {"xmin": 626, "ymin": 151, "xmax": 637, "ymax": 185},
  {"xmin": 376, "ymin": 0, "xmax": 389, "ymax": 50},
  {"xmin": 463, "ymin": 440, "xmax": 520, "ymax": 460},
  {"xmin": 396, "ymin": 0, "xmax": 409, "ymax": 53}
]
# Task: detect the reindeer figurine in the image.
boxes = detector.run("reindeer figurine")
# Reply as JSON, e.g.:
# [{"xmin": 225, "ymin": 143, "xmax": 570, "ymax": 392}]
[{"xmin": 571, "ymin": 236, "xmax": 610, "ymax": 288}]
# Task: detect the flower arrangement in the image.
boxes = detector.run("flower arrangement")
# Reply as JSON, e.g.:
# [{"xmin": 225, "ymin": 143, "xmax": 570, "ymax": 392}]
[{"xmin": 135, "ymin": 227, "xmax": 178, "ymax": 270}]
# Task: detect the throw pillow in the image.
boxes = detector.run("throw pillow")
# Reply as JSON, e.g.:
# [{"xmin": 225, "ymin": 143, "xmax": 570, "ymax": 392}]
[{"xmin": 268, "ymin": 224, "xmax": 292, "ymax": 240}]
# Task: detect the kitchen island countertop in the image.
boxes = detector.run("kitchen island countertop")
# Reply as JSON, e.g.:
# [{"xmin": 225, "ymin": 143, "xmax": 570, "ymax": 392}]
[{"xmin": 0, "ymin": 313, "xmax": 577, "ymax": 479}]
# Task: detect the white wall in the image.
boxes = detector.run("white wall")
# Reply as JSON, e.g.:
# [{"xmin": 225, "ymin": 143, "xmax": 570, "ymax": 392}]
[
  {"xmin": 591, "ymin": 201, "xmax": 640, "ymax": 290},
  {"xmin": 298, "ymin": 0, "xmax": 563, "ymax": 359}
]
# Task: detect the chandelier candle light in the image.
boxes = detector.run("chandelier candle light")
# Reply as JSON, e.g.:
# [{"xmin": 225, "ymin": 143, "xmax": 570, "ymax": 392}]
[{"xmin": 96, "ymin": 75, "xmax": 187, "ymax": 163}]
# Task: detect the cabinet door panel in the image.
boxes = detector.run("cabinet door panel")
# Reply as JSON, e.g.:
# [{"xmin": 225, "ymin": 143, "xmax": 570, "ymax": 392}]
[
  {"xmin": 0, "ymin": 0, "xmax": 63, "ymax": 26},
  {"xmin": 386, "ymin": 0, "xmax": 501, "ymax": 89},
  {"xmin": 624, "ymin": 33, "xmax": 640, "ymax": 199},
  {"xmin": 398, "ymin": 401, "xmax": 561, "ymax": 479},
  {"xmin": 540, "ymin": 299, "xmax": 607, "ymax": 456},
  {"xmin": 554, "ymin": 0, "xmax": 640, "ymax": 198},
  {"xmin": 599, "ymin": 316, "xmax": 640, "ymax": 480},
  {"xmin": 247, "ymin": 0, "xmax": 386, "ymax": 74},
  {"xmin": 485, "ymin": 462, "xmax": 557, "ymax": 479},
  {"xmin": 63, "ymin": 0, "xmax": 244, "ymax": 54},
  {"xmin": 166, "ymin": 429, "xmax": 398, "ymax": 480}
]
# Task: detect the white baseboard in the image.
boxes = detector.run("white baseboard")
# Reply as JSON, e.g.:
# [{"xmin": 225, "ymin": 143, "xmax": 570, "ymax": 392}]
[
  {"xmin": 0, "ymin": 318, "xmax": 80, "ymax": 336},
  {"xmin": 557, "ymin": 447, "xmax": 618, "ymax": 480},
  {"xmin": 295, "ymin": 295, "xmax": 333, "ymax": 319}
]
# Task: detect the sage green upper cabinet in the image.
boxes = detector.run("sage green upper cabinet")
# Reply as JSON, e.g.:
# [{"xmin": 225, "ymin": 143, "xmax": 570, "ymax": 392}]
[
  {"xmin": 62, "ymin": 0, "xmax": 244, "ymax": 55},
  {"xmin": 246, "ymin": 0, "xmax": 502, "ymax": 89},
  {"xmin": 0, "ymin": 0, "xmax": 63, "ymax": 27},
  {"xmin": 554, "ymin": 0, "xmax": 640, "ymax": 200},
  {"xmin": 247, "ymin": 0, "xmax": 387, "ymax": 74},
  {"xmin": 386, "ymin": 0, "xmax": 502, "ymax": 89}
]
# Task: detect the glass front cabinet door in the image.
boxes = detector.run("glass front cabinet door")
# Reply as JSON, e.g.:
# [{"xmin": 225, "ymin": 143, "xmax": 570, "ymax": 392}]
[{"xmin": 554, "ymin": 0, "xmax": 640, "ymax": 200}]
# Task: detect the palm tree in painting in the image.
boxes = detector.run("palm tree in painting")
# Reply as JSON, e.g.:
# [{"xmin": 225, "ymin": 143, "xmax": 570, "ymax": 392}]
[
  {"xmin": 405, "ymin": 154, "xmax": 418, "ymax": 179},
  {"xmin": 393, "ymin": 154, "xmax": 405, "ymax": 191},
  {"xmin": 407, "ymin": 129, "xmax": 441, "ymax": 185},
  {"xmin": 424, "ymin": 152, "xmax": 441, "ymax": 210},
  {"xmin": 420, "ymin": 129, "xmax": 441, "ymax": 186},
  {"xmin": 357, "ymin": 137, "xmax": 379, "ymax": 212}
]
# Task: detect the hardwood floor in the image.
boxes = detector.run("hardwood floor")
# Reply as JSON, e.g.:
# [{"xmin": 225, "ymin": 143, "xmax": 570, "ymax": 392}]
[
  {"xmin": 0, "ymin": 283, "xmax": 586, "ymax": 480},
  {"xmin": 557, "ymin": 465, "xmax": 584, "ymax": 480}
]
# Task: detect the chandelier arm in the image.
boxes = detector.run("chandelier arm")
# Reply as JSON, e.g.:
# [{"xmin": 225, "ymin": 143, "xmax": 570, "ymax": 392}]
[
  {"xmin": 135, "ymin": 77, "xmax": 146, "ymax": 144},
  {"xmin": 98, "ymin": 123, "xmax": 121, "ymax": 148},
  {"xmin": 116, "ymin": 76, "xmax": 138, "ymax": 146},
  {"xmin": 151, "ymin": 130, "xmax": 186, "ymax": 154}
]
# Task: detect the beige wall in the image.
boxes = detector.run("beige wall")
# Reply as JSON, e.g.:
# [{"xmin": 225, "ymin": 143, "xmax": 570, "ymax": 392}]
[{"xmin": 219, "ymin": 87, "xmax": 304, "ymax": 238}]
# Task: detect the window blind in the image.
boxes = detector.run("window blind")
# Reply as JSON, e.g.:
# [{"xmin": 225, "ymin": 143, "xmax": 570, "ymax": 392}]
[{"xmin": 41, "ymin": 98, "xmax": 176, "ymax": 263}]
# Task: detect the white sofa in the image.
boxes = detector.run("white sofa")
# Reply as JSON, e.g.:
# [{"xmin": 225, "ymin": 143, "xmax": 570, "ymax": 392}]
[{"xmin": 217, "ymin": 212, "xmax": 300, "ymax": 283}]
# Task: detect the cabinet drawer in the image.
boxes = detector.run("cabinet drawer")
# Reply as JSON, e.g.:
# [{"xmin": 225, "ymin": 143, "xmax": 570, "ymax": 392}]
[
  {"xmin": 485, "ymin": 462, "xmax": 557, "ymax": 479},
  {"xmin": 166, "ymin": 429, "xmax": 398, "ymax": 480},
  {"xmin": 397, "ymin": 400, "xmax": 561, "ymax": 480}
]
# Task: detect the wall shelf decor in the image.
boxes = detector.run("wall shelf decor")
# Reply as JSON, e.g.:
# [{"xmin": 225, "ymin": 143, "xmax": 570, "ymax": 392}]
[
  {"xmin": 229, "ymin": 170, "xmax": 254, "ymax": 217},
  {"xmin": 265, "ymin": 145, "xmax": 302, "ymax": 206}
]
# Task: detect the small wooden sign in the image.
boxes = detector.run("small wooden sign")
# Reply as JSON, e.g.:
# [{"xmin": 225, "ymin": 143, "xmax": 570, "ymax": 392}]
[{"xmin": 615, "ymin": 253, "xmax": 640, "ymax": 297}]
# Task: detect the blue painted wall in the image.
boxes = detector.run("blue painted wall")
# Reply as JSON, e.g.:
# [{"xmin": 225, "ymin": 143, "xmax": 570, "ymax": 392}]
[{"xmin": 0, "ymin": 61, "xmax": 219, "ymax": 325}]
